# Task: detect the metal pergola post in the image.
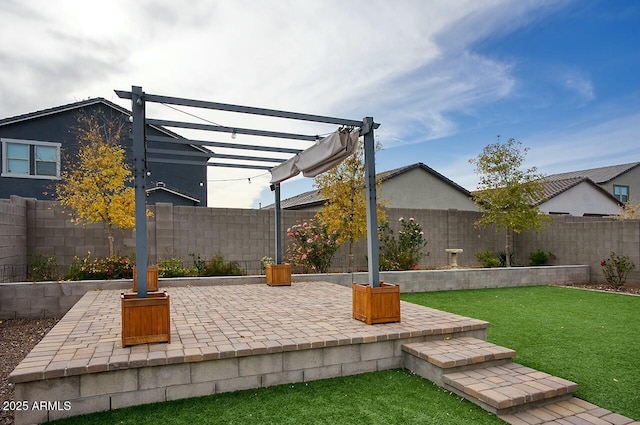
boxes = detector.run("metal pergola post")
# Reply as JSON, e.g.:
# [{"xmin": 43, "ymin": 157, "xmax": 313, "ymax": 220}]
[
  {"xmin": 274, "ymin": 184, "xmax": 283, "ymax": 264},
  {"xmin": 362, "ymin": 117, "xmax": 380, "ymax": 287},
  {"xmin": 131, "ymin": 86, "xmax": 148, "ymax": 298}
]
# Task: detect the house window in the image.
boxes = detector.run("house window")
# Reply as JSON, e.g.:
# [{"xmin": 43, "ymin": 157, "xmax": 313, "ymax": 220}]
[
  {"xmin": 613, "ymin": 185, "xmax": 629, "ymax": 203},
  {"xmin": 1, "ymin": 138, "xmax": 61, "ymax": 179}
]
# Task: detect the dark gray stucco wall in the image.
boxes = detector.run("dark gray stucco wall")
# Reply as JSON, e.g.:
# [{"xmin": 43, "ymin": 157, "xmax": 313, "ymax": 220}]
[{"xmin": 0, "ymin": 103, "xmax": 207, "ymax": 205}]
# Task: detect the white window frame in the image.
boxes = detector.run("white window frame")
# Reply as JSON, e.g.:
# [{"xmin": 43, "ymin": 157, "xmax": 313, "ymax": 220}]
[
  {"xmin": 1, "ymin": 138, "xmax": 61, "ymax": 180},
  {"xmin": 613, "ymin": 185, "xmax": 629, "ymax": 203}
]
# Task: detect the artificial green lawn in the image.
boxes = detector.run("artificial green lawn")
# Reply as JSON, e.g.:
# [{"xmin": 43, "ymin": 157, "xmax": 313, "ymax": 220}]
[
  {"xmin": 48, "ymin": 369, "xmax": 502, "ymax": 425},
  {"xmin": 402, "ymin": 285, "xmax": 640, "ymax": 420}
]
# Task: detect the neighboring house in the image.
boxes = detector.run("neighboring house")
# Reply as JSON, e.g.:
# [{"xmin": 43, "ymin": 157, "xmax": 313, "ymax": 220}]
[
  {"xmin": 545, "ymin": 162, "xmax": 639, "ymax": 205},
  {"xmin": 0, "ymin": 98, "xmax": 210, "ymax": 206},
  {"xmin": 264, "ymin": 162, "xmax": 478, "ymax": 211},
  {"xmin": 536, "ymin": 177, "xmax": 622, "ymax": 217}
]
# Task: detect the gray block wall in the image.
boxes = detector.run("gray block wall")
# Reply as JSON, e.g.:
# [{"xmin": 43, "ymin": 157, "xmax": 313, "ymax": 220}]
[
  {"xmin": 0, "ymin": 196, "xmax": 28, "ymax": 267},
  {"xmin": 1, "ymin": 197, "xmax": 639, "ymax": 285}
]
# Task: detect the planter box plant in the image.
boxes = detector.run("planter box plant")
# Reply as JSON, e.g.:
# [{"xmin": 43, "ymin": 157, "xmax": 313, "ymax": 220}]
[
  {"xmin": 132, "ymin": 265, "xmax": 159, "ymax": 292},
  {"xmin": 121, "ymin": 291, "xmax": 171, "ymax": 347},
  {"xmin": 352, "ymin": 282, "xmax": 401, "ymax": 325},
  {"xmin": 265, "ymin": 263, "xmax": 291, "ymax": 286}
]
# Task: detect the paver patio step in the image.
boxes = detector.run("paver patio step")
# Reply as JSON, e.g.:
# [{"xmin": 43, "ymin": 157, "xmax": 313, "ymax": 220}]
[
  {"xmin": 402, "ymin": 337, "xmax": 516, "ymax": 369},
  {"xmin": 443, "ymin": 362, "xmax": 578, "ymax": 415},
  {"xmin": 499, "ymin": 397, "xmax": 639, "ymax": 425}
]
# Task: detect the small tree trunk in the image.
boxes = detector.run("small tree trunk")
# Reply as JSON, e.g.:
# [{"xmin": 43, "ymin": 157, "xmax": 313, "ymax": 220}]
[
  {"xmin": 348, "ymin": 239, "xmax": 354, "ymax": 272},
  {"xmin": 505, "ymin": 230, "xmax": 511, "ymax": 267},
  {"xmin": 107, "ymin": 225, "xmax": 115, "ymax": 257}
]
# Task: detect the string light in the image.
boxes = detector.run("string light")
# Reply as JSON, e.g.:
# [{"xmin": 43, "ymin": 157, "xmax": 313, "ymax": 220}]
[{"xmin": 206, "ymin": 172, "xmax": 269, "ymax": 183}]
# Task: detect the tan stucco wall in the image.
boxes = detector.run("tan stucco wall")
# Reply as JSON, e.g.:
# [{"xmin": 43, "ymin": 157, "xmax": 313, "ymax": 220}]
[
  {"xmin": 598, "ymin": 165, "xmax": 640, "ymax": 202},
  {"xmin": 539, "ymin": 181, "xmax": 620, "ymax": 216},
  {"xmin": 378, "ymin": 168, "xmax": 478, "ymax": 211}
]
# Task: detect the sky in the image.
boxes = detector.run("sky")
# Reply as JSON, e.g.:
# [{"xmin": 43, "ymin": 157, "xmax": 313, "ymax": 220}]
[{"xmin": 1, "ymin": 0, "xmax": 639, "ymax": 208}]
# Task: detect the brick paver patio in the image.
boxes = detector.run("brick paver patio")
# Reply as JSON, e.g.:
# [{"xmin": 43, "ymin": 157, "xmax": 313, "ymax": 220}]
[{"xmin": 11, "ymin": 281, "xmax": 489, "ymax": 383}]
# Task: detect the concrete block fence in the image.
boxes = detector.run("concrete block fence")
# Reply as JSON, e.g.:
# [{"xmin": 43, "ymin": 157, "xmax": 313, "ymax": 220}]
[
  {"xmin": 0, "ymin": 196, "xmax": 638, "ymax": 285},
  {"xmin": 0, "ymin": 265, "xmax": 589, "ymax": 319}
]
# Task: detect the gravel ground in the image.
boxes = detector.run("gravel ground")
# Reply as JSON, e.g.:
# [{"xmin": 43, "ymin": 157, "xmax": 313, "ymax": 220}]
[{"xmin": 0, "ymin": 317, "xmax": 59, "ymax": 425}]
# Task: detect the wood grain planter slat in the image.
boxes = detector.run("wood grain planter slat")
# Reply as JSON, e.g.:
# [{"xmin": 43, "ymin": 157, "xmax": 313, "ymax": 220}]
[
  {"xmin": 132, "ymin": 265, "xmax": 159, "ymax": 292},
  {"xmin": 352, "ymin": 282, "xmax": 401, "ymax": 325},
  {"xmin": 121, "ymin": 291, "xmax": 171, "ymax": 347},
  {"xmin": 265, "ymin": 263, "xmax": 292, "ymax": 286}
]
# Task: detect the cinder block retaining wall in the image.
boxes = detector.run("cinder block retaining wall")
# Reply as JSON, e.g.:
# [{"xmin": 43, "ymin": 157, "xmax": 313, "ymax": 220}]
[{"xmin": 0, "ymin": 266, "xmax": 589, "ymax": 319}]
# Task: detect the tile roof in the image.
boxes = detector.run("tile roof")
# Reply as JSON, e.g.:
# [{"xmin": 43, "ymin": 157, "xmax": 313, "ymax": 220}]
[
  {"xmin": 0, "ymin": 97, "xmax": 211, "ymax": 154},
  {"xmin": 0, "ymin": 98, "xmax": 130, "ymax": 127},
  {"xmin": 263, "ymin": 162, "xmax": 471, "ymax": 209},
  {"xmin": 545, "ymin": 162, "xmax": 640, "ymax": 184}
]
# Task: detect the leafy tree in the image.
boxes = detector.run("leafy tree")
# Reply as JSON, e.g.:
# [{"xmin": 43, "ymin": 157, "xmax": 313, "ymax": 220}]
[
  {"xmin": 56, "ymin": 111, "xmax": 135, "ymax": 256},
  {"xmin": 469, "ymin": 138, "xmax": 549, "ymax": 267},
  {"xmin": 616, "ymin": 199, "xmax": 640, "ymax": 220},
  {"xmin": 314, "ymin": 140, "xmax": 386, "ymax": 271}
]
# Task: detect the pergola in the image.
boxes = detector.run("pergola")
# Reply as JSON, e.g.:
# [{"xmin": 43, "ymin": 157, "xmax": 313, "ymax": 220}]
[{"xmin": 115, "ymin": 86, "xmax": 381, "ymax": 297}]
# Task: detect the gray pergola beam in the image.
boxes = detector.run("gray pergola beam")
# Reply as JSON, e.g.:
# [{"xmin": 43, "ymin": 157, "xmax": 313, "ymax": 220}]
[
  {"xmin": 147, "ymin": 119, "xmax": 318, "ymax": 142},
  {"xmin": 148, "ymin": 157, "xmax": 273, "ymax": 170},
  {"xmin": 147, "ymin": 148, "xmax": 286, "ymax": 163},
  {"xmin": 146, "ymin": 135, "xmax": 303, "ymax": 154},
  {"xmin": 115, "ymin": 90, "xmax": 363, "ymax": 127}
]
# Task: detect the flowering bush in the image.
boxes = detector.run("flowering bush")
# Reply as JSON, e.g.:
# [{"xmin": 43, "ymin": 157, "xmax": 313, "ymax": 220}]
[
  {"xmin": 600, "ymin": 252, "xmax": 635, "ymax": 288},
  {"xmin": 378, "ymin": 217, "xmax": 428, "ymax": 271},
  {"xmin": 63, "ymin": 252, "xmax": 133, "ymax": 280},
  {"xmin": 286, "ymin": 218, "xmax": 340, "ymax": 273}
]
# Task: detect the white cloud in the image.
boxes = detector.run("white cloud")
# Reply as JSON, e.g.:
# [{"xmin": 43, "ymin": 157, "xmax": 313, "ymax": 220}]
[
  {"xmin": 5, "ymin": 0, "xmax": 612, "ymax": 208},
  {"xmin": 563, "ymin": 72, "xmax": 595, "ymax": 102}
]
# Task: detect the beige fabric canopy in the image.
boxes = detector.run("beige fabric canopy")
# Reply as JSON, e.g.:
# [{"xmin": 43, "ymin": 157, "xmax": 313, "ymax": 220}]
[{"xmin": 270, "ymin": 128, "xmax": 360, "ymax": 184}]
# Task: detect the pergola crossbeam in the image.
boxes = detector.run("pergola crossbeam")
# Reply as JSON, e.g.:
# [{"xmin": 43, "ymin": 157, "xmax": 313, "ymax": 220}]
[
  {"xmin": 147, "ymin": 118, "xmax": 318, "ymax": 142},
  {"xmin": 148, "ymin": 157, "xmax": 273, "ymax": 170},
  {"xmin": 146, "ymin": 135, "xmax": 303, "ymax": 154},
  {"xmin": 115, "ymin": 90, "xmax": 363, "ymax": 127},
  {"xmin": 147, "ymin": 147, "xmax": 286, "ymax": 163}
]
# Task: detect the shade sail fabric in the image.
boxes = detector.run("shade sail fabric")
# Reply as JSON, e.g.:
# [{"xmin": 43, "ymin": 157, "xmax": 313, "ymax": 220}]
[
  {"xmin": 270, "ymin": 128, "xmax": 360, "ymax": 184},
  {"xmin": 269, "ymin": 155, "xmax": 300, "ymax": 185}
]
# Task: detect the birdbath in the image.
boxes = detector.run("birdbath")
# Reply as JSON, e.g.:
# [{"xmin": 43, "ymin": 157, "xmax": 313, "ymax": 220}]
[{"xmin": 445, "ymin": 249, "xmax": 463, "ymax": 269}]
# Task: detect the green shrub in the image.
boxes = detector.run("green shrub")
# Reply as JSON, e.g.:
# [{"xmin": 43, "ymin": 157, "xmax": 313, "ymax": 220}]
[
  {"xmin": 601, "ymin": 252, "xmax": 636, "ymax": 288},
  {"xmin": 528, "ymin": 249, "xmax": 555, "ymax": 266},
  {"xmin": 378, "ymin": 217, "xmax": 429, "ymax": 271},
  {"xmin": 497, "ymin": 250, "xmax": 517, "ymax": 267},
  {"xmin": 63, "ymin": 252, "xmax": 133, "ymax": 280},
  {"xmin": 159, "ymin": 258, "xmax": 195, "ymax": 278},
  {"xmin": 197, "ymin": 254, "xmax": 244, "ymax": 276},
  {"xmin": 29, "ymin": 254, "xmax": 59, "ymax": 282},
  {"xmin": 189, "ymin": 252, "xmax": 207, "ymax": 276},
  {"xmin": 475, "ymin": 250, "xmax": 500, "ymax": 268}
]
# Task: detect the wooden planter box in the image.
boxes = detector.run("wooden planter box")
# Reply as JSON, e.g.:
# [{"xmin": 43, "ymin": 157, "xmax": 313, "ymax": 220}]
[
  {"xmin": 132, "ymin": 265, "xmax": 159, "ymax": 292},
  {"xmin": 265, "ymin": 263, "xmax": 291, "ymax": 286},
  {"xmin": 352, "ymin": 282, "xmax": 401, "ymax": 325},
  {"xmin": 121, "ymin": 291, "xmax": 171, "ymax": 347}
]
